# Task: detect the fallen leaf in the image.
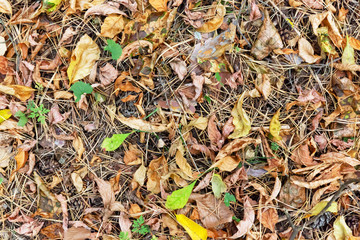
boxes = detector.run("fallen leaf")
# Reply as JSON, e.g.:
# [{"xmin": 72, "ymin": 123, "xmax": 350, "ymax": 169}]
[
  {"xmin": 119, "ymin": 40, "xmax": 153, "ymax": 62},
  {"xmin": 349, "ymin": 37, "xmax": 360, "ymax": 50},
  {"xmin": 118, "ymin": 115, "xmax": 171, "ymax": 132},
  {"xmin": 0, "ymin": 0, "xmax": 11, "ymax": 14},
  {"xmin": 0, "ymin": 85, "xmax": 35, "ymax": 101},
  {"xmin": 291, "ymin": 175, "xmax": 341, "ymax": 189},
  {"xmin": 342, "ymin": 36, "xmax": 355, "ymax": 65},
  {"xmin": 84, "ymin": 3, "xmax": 126, "ymax": 18},
  {"xmin": 291, "ymin": 144, "xmax": 317, "ymax": 166},
  {"xmin": 40, "ymin": 223, "xmax": 64, "ymax": 239},
  {"xmin": 337, "ymin": 7, "xmax": 348, "ymax": 22},
  {"xmin": 49, "ymin": 104, "xmax": 70, "ymax": 124},
  {"xmin": 64, "ymin": 227, "xmax": 96, "ymax": 240},
  {"xmin": 208, "ymin": 115, "xmax": 224, "ymax": 151},
  {"xmin": 289, "ymin": 0, "xmax": 303, "ymax": 7},
  {"xmin": 269, "ymin": 108, "xmax": 282, "ymax": 141},
  {"xmin": 265, "ymin": 177, "xmax": 281, "ymax": 205},
  {"xmin": 101, "ymin": 133, "xmax": 131, "ymax": 151},
  {"xmin": 169, "ymin": 59, "xmax": 187, "ymax": 80},
  {"xmin": 165, "ymin": 181, "xmax": 196, "ymax": 210},
  {"xmin": 306, "ymin": 201, "xmax": 337, "ymax": 218},
  {"xmin": 333, "ymin": 216, "xmax": 353, "ymax": 240},
  {"xmin": 231, "ymin": 196, "xmax": 255, "ymax": 238},
  {"xmin": 193, "ymin": 172, "xmax": 212, "ymax": 192},
  {"xmin": 279, "ymin": 180, "xmax": 306, "ymax": 208},
  {"xmin": 228, "ymin": 92, "xmax": 251, "ymax": 139},
  {"xmin": 215, "ymin": 138, "xmax": 260, "ymax": 161},
  {"xmin": 258, "ymin": 207, "xmax": 278, "ymax": 232},
  {"xmin": 251, "ymin": 10, "xmax": 284, "ymax": 60},
  {"xmin": 71, "ymin": 167, "xmax": 88, "ymax": 192},
  {"xmin": 99, "ymin": 63, "xmax": 118, "ymax": 86},
  {"xmin": 211, "ymin": 173, "xmax": 227, "ymax": 198},
  {"xmin": 318, "ymin": 152, "xmax": 360, "ymax": 166},
  {"xmin": 301, "ymin": 0, "xmax": 323, "ymax": 9},
  {"xmin": 101, "ymin": 15, "xmax": 125, "ymax": 38},
  {"xmin": 70, "ymin": 81, "xmax": 93, "ymax": 102},
  {"xmin": 133, "ymin": 164, "xmax": 147, "ymax": 186},
  {"xmin": 0, "ymin": 109, "xmax": 11, "ymax": 123},
  {"xmin": 175, "ymin": 150, "xmax": 193, "ymax": 179},
  {"xmin": 149, "ymin": 0, "xmax": 168, "ymax": 11},
  {"xmin": 15, "ymin": 220, "xmax": 44, "ymax": 237},
  {"xmin": 190, "ymin": 193, "xmax": 233, "ymax": 229},
  {"xmin": 73, "ymin": 136, "xmax": 85, "ymax": 159},
  {"xmin": 67, "ymin": 34, "xmax": 100, "ymax": 85},
  {"xmin": 188, "ymin": 116, "xmax": 208, "ymax": 130},
  {"xmin": 59, "ymin": 27, "xmax": 77, "ymax": 46},
  {"xmin": 176, "ymin": 214, "xmax": 207, "ymax": 240},
  {"xmin": 147, "ymin": 156, "xmax": 168, "ymax": 194},
  {"xmin": 249, "ymin": 0, "xmax": 262, "ymax": 21},
  {"xmin": 124, "ymin": 144, "xmax": 142, "ymax": 165},
  {"xmin": 298, "ymin": 38, "xmax": 321, "ymax": 63},
  {"xmin": 115, "ymin": 0, "xmax": 137, "ymax": 12},
  {"xmin": 54, "ymin": 91, "xmax": 73, "ymax": 99}
]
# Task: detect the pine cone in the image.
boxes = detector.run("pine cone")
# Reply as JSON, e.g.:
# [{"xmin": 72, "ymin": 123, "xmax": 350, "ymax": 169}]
[
  {"xmin": 310, "ymin": 212, "xmax": 333, "ymax": 229},
  {"xmin": 346, "ymin": 214, "xmax": 360, "ymax": 231}
]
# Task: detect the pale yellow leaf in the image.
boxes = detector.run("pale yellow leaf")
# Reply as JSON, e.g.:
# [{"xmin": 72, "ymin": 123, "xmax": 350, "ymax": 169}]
[
  {"xmin": 149, "ymin": 0, "xmax": 168, "ymax": 11},
  {"xmin": 101, "ymin": 15, "xmax": 126, "ymax": 38},
  {"xmin": 175, "ymin": 150, "xmax": 193, "ymax": 179},
  {"xmin": 0, "ymin": 0, "xmax": 12, "ymax": 14},
  {"xmin": 269, "ymin": 108, "xmax": 282, "ymax": 141},
  {"xmin": 118, "ymin": 115, "xmax": 171, "ymax": 132},
  {"xmin": 334, "ymin": 216, "xmax": 353, "ymax": 240},
  {"xmin": 133, "ymin": 164, "xmax": 147, "ymax": 186},
  {"xmin": 306, "ymin": 201, "xmax": 337, "ymax": 218},
  {"xmin": 228, "ymin": 91, "xmax": 251, "ymax": 139},
  {"xmin": 67, "ymin": 34, "xmax": 100, "ymax": 85},
  {"xmin": 176, "ymin": 214, "xmax": 207, "ymax": 240},
  {"xmin": 210, "ymin": 156, "xmax": 240, "ymax": 172},
  {"xmin": 188, "ymin": 117, "xmax": 208, "ymax": 130}
]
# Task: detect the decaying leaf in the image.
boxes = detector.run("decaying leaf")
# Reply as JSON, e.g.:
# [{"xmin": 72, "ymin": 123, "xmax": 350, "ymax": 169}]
[
  {"xmin": 228, "ymin": 92, "xmax": 251, "ymax": 139},
  {"xmin": 231, "ymin": 196, "xmax": 255, "ymax": 238},
  {"xmin": 0, "ymin": 85, "xmax": 35, "ymax": 101},
  {"xmin": 251, "ymin": 10, "xmax": 284, "ymax": 60},
  {"xmin": 147, "ymin": 156, "xmax": 168, "ymax": 194},
  {"xmin": 67, "ymin": 34, "xmax": 100, "ymax": 84},
  {"xmin": 269, "ymin": 108, "xmax": 282, "ymax": 141}
]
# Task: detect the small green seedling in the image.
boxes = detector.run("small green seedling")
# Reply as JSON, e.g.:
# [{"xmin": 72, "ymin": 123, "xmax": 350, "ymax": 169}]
[
  {"xmin": 132, "ymin": 216, "xmax": 150, "ymax": 235},
  {"xmin": 70, "ymin": 81, "xmax": 93, "ymax": 103},
  {"xmin": 224, "ymin": 192, "xmax": 236, "ymax": 207},
  {"xmin": 270, "ymin": 142, "xmax": 280, "ymax": 152},
  {"xmin": 119, "ymin": 232, "xmax": 130, "ymax": 240},
  {"xmin": 104, "ymin": 39, "xmax": 123, "ymax": 60},
  {"xmin": 15, "ymin": 101, "xmax": 50, "ymax": 126}
]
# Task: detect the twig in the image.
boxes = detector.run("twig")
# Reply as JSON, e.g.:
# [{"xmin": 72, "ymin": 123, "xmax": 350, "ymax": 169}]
[{"xmin": 288, "ymin": 178, "xmax": 360, "ymax": 240}]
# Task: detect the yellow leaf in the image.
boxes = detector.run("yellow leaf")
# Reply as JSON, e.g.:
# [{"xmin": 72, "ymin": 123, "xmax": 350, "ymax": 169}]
[
  {"xmin": 67, "ymin": 34, "xmax": 100, "ymax": 85},
  {"xmin": 101, "ymin": 15, "xmax": 125, "ymax": 38},
  {"xmin": 149, "ymin": 0, "xmax": 167, "ymax": 11},
  {"xmin": 0, "ymin": 84, "xmax": 35, "ymax": 102},
  {"xmin": 270, "ymin": 108, "xmax": 282, "ymax": 141},
  {"xmin": 334, "ymin": 216, "xmax": 353, "ymax": 240},
  {"xmin": 305, "ymin": 201, "xmax": 337, "ymax": 218},
  {"xmin": 176, "ymin": 214, "xmax": 207, "ymax": 240},
  {"xmin": 0, "ymin": 0, "xmax": 12, "ymax": 14},
  {"xmin": 0, "ymin": 109, "xmax": 11, "ymax": 123},
  {"xmin": 197, "ymin": 16, "xmax": 224, "ymax": 33},
  {"xmin": 228, "ymin": 92, "xmax": 251, "ymax": 139}
]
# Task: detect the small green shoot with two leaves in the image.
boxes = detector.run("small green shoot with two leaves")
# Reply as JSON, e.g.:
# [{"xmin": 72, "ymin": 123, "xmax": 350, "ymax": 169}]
[
  {"xmin": 224, "ymin": 192, "xmax": 236, "ymax": 207},
  {"xmin": 104, "ymin": 39, "xmax": 123, "ymax": 60},
  {"xmin": 132, "ymin": 216, "xmax": 150, "ymax": 235},
  {"xmin": 15, "ymin": 101, "xmax": 50, "ymax": 127},
  {"xmin": 70, "ymin": 81, "xmax": 93, "ymax": 103}
]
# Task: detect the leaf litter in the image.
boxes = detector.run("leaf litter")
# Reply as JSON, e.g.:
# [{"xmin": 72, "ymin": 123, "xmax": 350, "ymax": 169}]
[{"xmin": 2, "ymin": 0, "xmax": 360, "ymax": 239}]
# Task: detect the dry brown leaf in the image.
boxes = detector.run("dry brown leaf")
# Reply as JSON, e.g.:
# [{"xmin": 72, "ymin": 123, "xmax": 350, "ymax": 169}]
[
  {"xmin": 190, "ymin": 193, "xmax": 233, "ymax": 229},
  {"xmin": 175, "ymin": 150, "xmax": 193, "ymax": 179},
  {"xmin": 67, "ymin": 34, "xmax": 100, "ymax": 85},
  {"xmin": 169, "ymin": 59, "xmax": 187, "ymax": 80},
  {"xmin": 197, "ymin": 16, "xmax": 223, "ymax": 33},
  {"xmin": 124, "ymin": 144, "xmax": 142, "ymax": 165},
  {"xmin": 147, "ymin": 156, "xmax": 168, "ymax": 193},
  {"xmin": 49, "ymin": 104, "xmax": 70, "ymax": 124},
  {"xmin": 301, "ymin": 0, "xmax": 324, "ymax": 9},
  {"xmin": 99, "ymin": 63, "xmax": 118, "ymax": 86},
  {"xmin": 318, "ymin": 152, "xmax": 360, "ymax": 166},
  {"xmin": 0, "ymin": 0, "xmax": 11, "ymax": 14},
  {"xmin": 258, "ymin": 207, "xmax": 278, "ymax": 232},
  {"xmin": 71, "ymin": 167, "xmax": 88, "ymax": 192},
  {"xmin": 119, "ymin": 212, "xmax": 132, "ymax": 238},
  {"xmin": 298, "ymin": 38, "xmax": 321, "ymax": 63},
  {"xmin": 255, "ymin": 74, "xmax": 271, "ymax": 100},
  {"xmin": 349, "ymin": 37, "xmax": 360, "ymax": 50},
  {"xmin": 208, "ymin": 115, "xmax": 224, "ymax": 151},
  {"xmin": 72, "ymin": 136, "xmax": 85, "ymax": 159},
  {"xmin": 59, "ymin": 27, "xmax": 78, "ymax": 46},
  {"xmin": 215, "ymin": 138, "xmax": 260, "ymax": 161},
  {"xmin": 64, "ymin": 227, "xmax": 96, "ymax": 240},
  {"xmin": 101, "ymin": 15, "xmax": 125, "ymax": 38},
  {"xmin": 291, "ymin": 175, "xmax": 341, "ymax": 189},
  {"xmin": 54, "ymin": 91, "xmax": 73, "ymax": 100},
  {"xmin": 333, "ymin": 63, "xmax": 360, "ymax": 71},
  {"xmin": 291, "ymin": 144, "xmax": 317, "ymax": 166},
  {"xmin": 114, "ymin": 0, "xmax": 137, "ymax": 12},
  {"xmin": 119, "ymin": 40, "xmax": 153, "ymax": 62},
  {"xmin": 188, "ymin": 116, "xmax": 208, "ymax": 130},
  {"xmin": 133, "ymin": 164, "xmax": 147, "ymax": 186},
  {"xmin": 118, "ymin": 115, "xmax": 171, "ymax": 132},
  {"xmin": 0, "ymin": 84, "xmax": 35, "ymax": 101},
  {"xmin": 84, "ymin": 4, "xmax": 126, "ymax": 18},
  {"xmin": 149, "ymin": 0, "xmax": 168, "ymax": 11},
  {"xmin": 15, "ymin": 220, "xmax": 44, "ymax": 237},
  {"xmin": 193, "ymin": 172, "xmax": 212, "ymax": 192},
  {"xmin": 265, "ymin": 177, "xmax": 281, "ymax": 205},
  {"xmin": 289, "ymin": 0, "xmax": 303, "ymax": 7},
  {"xmin": 249, "ymin": 0, "xmax": 262, "ymax": 21},
  {"xmin": 251, "ymin": 10, "xmax": 284, "ymax": 60},
  {"xmin": 337, "ymin": 7, "xmax": 348, "ymax": 22},
  {"xmin": 230, "ymin": 196, "xmax": 254, "ymax": 238},
  {"xmin": 211, "ymin": 156, "xmax": 240, "ymax": 172}
]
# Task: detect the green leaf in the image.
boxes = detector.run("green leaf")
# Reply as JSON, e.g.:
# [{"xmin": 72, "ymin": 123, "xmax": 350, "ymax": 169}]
[
  {"xmin": 42, "ymin": 0, "xmax": 62, "ymax": 12},
  {"xmin": 204, "ymin": 94, "xmax": 211, "ymax": 104},
  {"xmin": 224, "ymin": 192, "xmax": 236, "ymax": 207},
  {"xmin": 232, "ymin": 216, "xmax": 241, "ymax": 222},
  {"xmin": 15, "ymin": 111, "xmax": 29, "ymax": 127},
  {"xmin": 70, "ymin": 81, "xmax": 93, "ymax": 103},
  {"xmin": 215, "ymin": 72, "xmax": 221, "ymax": 82},
  {"xmin": 211, "ymin": 173, "xmax": 227, "ymax": 199},
  {"xmin": 101, "ymin": 133, "xmax": 131, "ymax": 151},
  {"xmin": 0, "ymin": 177, "xmax": 3, "ymax": 184},
  {"xmin": 165, "ymin": 181, "xmax": 196, "ymax": 210},
  {"xmin": 342, "ymin": 35, "xmax": 355, "ymax": 65},
  {"xmin": 104, "ymin": 39, "xmax": 123, "ymax": 60},
  {"xmin": 119, "ymin": 232, "xmax": 130, "ymax": 240}
]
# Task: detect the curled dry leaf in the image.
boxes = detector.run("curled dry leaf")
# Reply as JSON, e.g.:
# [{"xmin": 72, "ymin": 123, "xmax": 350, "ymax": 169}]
[
  {"xmin": 265, "ymin": 177, "xmax": 281, "ymax": 205},
  {"xmin": 298, "ymin": 38, "xmax": 321, "ymax": 63},
  {"xmin": 249, "ymin": 0, "xmax": 262, "ymax": 21},
  {"xmin": 147, "ymin": 156, "xmax": 168, "ymax": 194},
  {"xmin": 301, "ymin": 0, "xmax": 324, "ymax": 9},
  {"xmin": 49, "ymin": 104, "xmax": 70, "ymax": 124},
  {"xmin": 133, "ymin": 164, "xmax": 147, "ymax": 186},
  {"xmin": 169, "ymin": 59, "xmax": 187, "ymax": 80},
  {"xmin": 118, "ymin": 115, "xmax": 171, "ymax": 132},
  {"xmin": 228, "ymin": 92, "xmax": 251, "ymax": 139},
  {"xmin": 0, "ymin": 84, "xmax": 35, "ymax": 101},
  {"xmin": 318, "ymin": 152, "xmax": 360, "ymax": 166},
  {"xmin": 258, "ymin": 207, "xmax": 278, "ymax": 232},
  {"xmin": 119, "ymin": 40, "xmax": 153, "ymax": 62},
  {"xmin": 59, "ymin": 27, "xmax": 77, "ymax": 46},
  {"xmin": 0, "ymin": 0, "xmax": 11, "ymax": 14},
  {"xmin": 216, "ymin": 138, "xmax": 260, "ymax": 161},
  {"xmin": 101, "ymin": 15, "xmax": 125, "ymax": 38},
  {"xmin": 291, "ymin": 144, "xmax": 317, "ymax": 166},
  {"xmin": 67, "ymin": 34, "xmax": 100, "ymax": 85},
  {"xmin": 251, "ymin": 10, "xmax": 284, "ymax": 60},
  {"xmin": 197, "ymin": 4, "xmax": 225, "ymax": 33},
  {"xmin": 114, "ymin": 0, "xmax": 137, "ymax": 12},
  {"xmin": 291, "ymin": 175, "xmax": 341, "ymax": 189},
  {"xmin": 124, "ymin": 144, "xmax": 142, "ymax": 165},
  {"xmin": 230, "ymin": 196, "xmax": 254, "ymax": 238},
  {"xmin": 188, "ymin": 116, "xmax": 208, "ymax": 130},
  {"xmin": 208, "ymin": 115, "xmax": 224, "ymax": 151},
  {"xmin": 84, "ymin": 4, "xmax": 126, "ymax": 18},
  {"xmin": 175, "ymin": 150, "xmax": 193, "ymax": 179}
]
